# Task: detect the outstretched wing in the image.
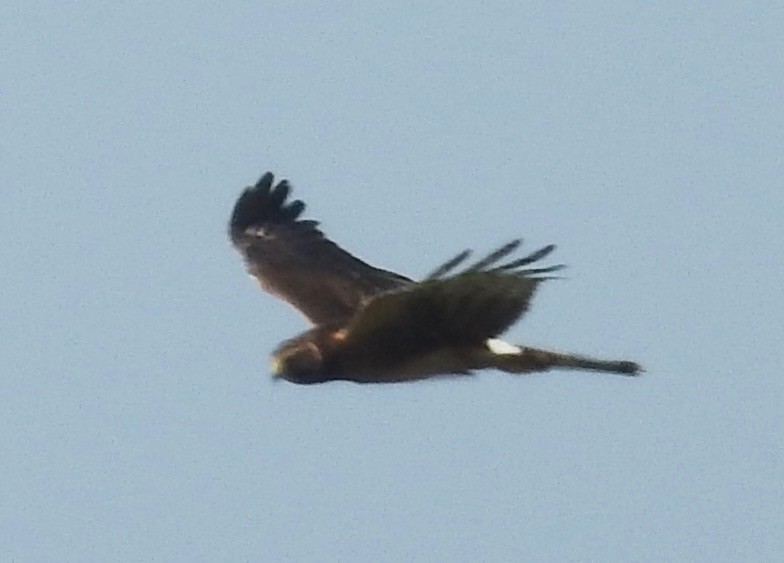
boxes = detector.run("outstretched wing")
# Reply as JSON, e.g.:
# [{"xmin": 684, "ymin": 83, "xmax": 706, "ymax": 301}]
[
  {"xmin": 342, "ymin": 242, "xmax": 563, "ymax": 355},
  {"xmin": 229, "ymin": 172, "xmax": 412, "ymax": 325}
]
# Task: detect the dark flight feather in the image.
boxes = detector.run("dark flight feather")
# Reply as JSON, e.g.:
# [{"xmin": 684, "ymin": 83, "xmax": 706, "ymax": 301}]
[
  {"xmin": 465, "ymin": 239, "xmax": 523, "ymax": 272},
  {"xmin": 426, "ymin": 240, "xmax": 564, "ymax": 281},
  {"xmin": 229, "ymin": 172, "xmax": 412, "ymax": 325},
  {"xmin": 345, "ymin": 238, "xmax": 559, "ymax": 352}
]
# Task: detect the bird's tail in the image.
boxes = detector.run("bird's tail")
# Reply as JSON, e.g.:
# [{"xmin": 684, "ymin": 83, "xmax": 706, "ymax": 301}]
[{"xmin": 484, "ymin": 340, "xmax": 642, "ymax": 376}]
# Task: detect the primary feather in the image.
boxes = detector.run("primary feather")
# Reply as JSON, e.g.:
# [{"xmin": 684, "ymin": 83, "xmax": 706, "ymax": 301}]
[{"xmin": 229, "ymin": 172, "xmax": 412, "ymax": 325}]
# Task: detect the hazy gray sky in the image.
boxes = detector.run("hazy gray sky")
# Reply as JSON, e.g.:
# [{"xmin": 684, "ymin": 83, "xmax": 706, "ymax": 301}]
[{"xmin": 3, "ymin": 2, "xmax": 782, "ymax": 561}]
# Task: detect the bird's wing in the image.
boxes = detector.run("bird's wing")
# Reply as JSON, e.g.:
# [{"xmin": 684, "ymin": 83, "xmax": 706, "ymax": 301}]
[
  {"xmin": 343, "ymin": 242, "xmax": 563, "ymax": 353},
  {"xmin": 229, "ymin": 172, "xmax": 412, "ymax": 325}
]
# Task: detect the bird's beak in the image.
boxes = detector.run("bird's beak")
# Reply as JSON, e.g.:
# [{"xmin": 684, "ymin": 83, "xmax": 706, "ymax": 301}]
[{"xmin": 270, "ymin": 357, "xmax": 282, "ymax": 378}]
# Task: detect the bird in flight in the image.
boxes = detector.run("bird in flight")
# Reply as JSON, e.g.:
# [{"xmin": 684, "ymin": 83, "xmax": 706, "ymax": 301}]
[{"xmin": 229, "ymin": 171, "xmax": 642, "ymax": 384}]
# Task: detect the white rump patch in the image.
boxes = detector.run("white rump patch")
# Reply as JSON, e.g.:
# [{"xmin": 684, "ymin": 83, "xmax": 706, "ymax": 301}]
[{"xmin": 486, "ymin": 338, "xmax": 521, "ymax": 355}]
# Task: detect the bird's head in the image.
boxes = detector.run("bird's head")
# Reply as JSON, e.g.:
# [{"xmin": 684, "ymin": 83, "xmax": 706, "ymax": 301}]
[{"xmin": 271, "ymin": 341, "xmax": 327, "ymax": 384}]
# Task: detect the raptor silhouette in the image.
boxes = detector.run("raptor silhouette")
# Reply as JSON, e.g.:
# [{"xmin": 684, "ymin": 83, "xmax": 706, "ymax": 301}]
[{"xmin": 229, "ymin": 171, "xmax": 642, "ymax": 384}]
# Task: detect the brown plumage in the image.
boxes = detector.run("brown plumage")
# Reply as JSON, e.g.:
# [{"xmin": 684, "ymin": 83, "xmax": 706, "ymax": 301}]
[{"xmin": 229, "ymin": 171, "xmax": 642, "ymax": 384}]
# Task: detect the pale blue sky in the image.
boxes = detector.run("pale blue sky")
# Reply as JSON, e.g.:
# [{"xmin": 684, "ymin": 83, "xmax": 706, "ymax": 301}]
[{"xmin": 3, "ymin": 2, "xmax": 782, "ymax": 561}]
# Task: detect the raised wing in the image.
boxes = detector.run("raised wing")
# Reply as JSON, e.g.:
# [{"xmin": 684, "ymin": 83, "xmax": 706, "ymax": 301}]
[
  {"xmin": 229, "ymin": 172, "xmax": 412, "ymax": 325},
  {"xmin": 343, "ymin": 241, "xmax": 563, "ymax": 351}
]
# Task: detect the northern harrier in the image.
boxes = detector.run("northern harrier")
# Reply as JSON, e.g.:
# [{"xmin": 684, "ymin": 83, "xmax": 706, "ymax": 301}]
[{"xmin": 229, "ymin": 172, "xmax": 642, "ymax": 384}]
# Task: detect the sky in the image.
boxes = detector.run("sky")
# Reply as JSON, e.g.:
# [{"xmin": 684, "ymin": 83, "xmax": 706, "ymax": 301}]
[{"xmin": 2, "ymin": 2, "xmax": 782, "ymax": 561}]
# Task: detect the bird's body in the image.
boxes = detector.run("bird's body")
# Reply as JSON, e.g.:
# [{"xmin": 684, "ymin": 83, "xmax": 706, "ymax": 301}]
[{"xmin": 229, "ymin": 171, "xmax": 641, "ymax": 384}]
